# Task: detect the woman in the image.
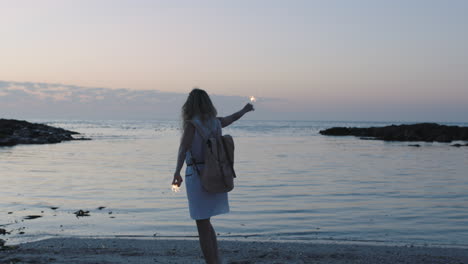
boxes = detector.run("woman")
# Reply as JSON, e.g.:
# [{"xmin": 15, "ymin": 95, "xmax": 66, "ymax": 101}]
[{"xmin": 172, "ymin": 88, "xmax": 254, "ymax": 264}]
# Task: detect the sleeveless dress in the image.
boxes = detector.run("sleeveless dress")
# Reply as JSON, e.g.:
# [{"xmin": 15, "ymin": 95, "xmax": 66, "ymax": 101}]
[{"xmin": 184, "ymin": 117, "xmax": 230, "ymax": 220}]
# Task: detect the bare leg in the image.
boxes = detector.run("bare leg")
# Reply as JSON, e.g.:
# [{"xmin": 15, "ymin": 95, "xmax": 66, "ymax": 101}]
[
  {"xmin": 209, "ymin": 223, "xmax": 219, "ymax": 256},
  {"xmin": 196, "ymin": 218, "xmax": 220, "ymax": 264}
]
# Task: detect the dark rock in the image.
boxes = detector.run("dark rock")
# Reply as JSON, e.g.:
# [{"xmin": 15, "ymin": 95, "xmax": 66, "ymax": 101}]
[
  {"xmin": 319, "ymin": 127, "xmax": 351, "ymax": 136},
  {"xmin": 97, "ymin": 206, "xmax": 106, "ymax": 210},
  {"xmin": 0, "ymin": 119, "xmax": 90, "ymax": 147},
  {"xmin": 74, "ymin": 210, "xmax": 90, "ymax": 217},
  {"xmin": 319, "ymin": 123, "xmax": 468, "ymax": 143},
  {"xmin": 0, "ymin": 228, "xmax": 9, "ymax": 235},
  {"xmin": 23, "ymin": 215, "xmax": 42, "ymax": 220},
  {"xmin": 408, "ymin": 144, "xmax": 421, "ymax": 147}
]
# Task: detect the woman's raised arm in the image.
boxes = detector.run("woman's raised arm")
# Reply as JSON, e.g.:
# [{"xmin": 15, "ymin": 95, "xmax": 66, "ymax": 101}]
[{"xmin": 218, "ymin": 103, "xmax": 254, "ymax": 128}]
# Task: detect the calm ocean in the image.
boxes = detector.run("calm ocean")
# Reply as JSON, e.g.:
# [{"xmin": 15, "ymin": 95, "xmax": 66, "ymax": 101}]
[{"xmin": 1, "ymin": 120, "xmax": 468, "ymax": 247}]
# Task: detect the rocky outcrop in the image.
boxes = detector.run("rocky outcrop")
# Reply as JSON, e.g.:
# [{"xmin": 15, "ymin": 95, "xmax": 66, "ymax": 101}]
[
  {"xmin": 319, "ymin": 123, "xmax": 468, "ymax": 143},
  {"xmin": 0, "ymin": 119, "xmax": 89, "ymax": 146}
]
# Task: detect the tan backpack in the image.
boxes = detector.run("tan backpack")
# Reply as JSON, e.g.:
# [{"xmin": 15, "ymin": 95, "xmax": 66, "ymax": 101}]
[{"xmin": 189, "ymin": 120, "xmax": 236, "ymax": 193}]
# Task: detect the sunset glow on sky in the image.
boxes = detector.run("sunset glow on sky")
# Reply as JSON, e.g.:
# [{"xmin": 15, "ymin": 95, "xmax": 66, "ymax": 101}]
[{"xmin": 1, "ymin": 0, "xmax": 467, "ymax": 121}]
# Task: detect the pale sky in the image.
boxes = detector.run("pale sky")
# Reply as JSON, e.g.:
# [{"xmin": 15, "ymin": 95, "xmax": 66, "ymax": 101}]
[{"xmin": 1, "ymin": 0, "xmax": 467, "ymax": 121}]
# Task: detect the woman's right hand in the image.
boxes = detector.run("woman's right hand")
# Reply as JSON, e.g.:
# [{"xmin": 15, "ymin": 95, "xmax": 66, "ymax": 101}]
[
  {"xmin": 243, "ymin": 103, "xmax": 255, "ymax": 113},
  {"xmin": 172, "ymin": 172, "xmax": 183, "ymax": 187}
]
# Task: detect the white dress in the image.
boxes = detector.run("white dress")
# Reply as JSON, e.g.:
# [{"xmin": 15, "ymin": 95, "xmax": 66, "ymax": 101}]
[{"xmin": 184, "ymin": 117, "xmax": 230, "ymax": 220}]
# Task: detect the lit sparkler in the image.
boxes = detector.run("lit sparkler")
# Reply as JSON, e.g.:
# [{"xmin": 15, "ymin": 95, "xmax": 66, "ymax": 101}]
[
  {"xmin": 249, "ymin": 96, "xmax": 256, "ymax": 103},
  {"xmin": 172, "ymin": 184, "xmax": 180, "ymax": 193}
]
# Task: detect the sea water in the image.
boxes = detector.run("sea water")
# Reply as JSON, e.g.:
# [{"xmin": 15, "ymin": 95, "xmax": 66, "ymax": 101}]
[{"xmin": 1, "ymin": 120, "xmax": 468, "ymax": 247}]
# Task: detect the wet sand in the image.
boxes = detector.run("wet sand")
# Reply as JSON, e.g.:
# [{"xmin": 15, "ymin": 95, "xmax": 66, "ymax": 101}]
[{"xmin": 1, "ymin": 238, "xmax": 468, "ymax": 264}]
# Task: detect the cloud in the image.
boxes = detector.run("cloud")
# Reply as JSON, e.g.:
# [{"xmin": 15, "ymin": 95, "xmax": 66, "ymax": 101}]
[
  {"xmin": 0, "ymin": 80, "xmax": 273, "ymax": 120},
  {"xmin": 1, "ymin": 80, "xmax": 467, "ymax": 122}
]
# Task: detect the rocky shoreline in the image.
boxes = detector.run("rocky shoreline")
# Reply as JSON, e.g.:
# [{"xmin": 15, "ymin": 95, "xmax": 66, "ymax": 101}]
[
  {"xmin": 1, "ymin": 206, "xmax": 113, "ymax": 248},
  {"xmin": 319, "ymin": 123, "xmax": 468, "ymax": 144},
  {"xmin": 0, "ymin": 119, "xmax": 89, "ymax": 146}
]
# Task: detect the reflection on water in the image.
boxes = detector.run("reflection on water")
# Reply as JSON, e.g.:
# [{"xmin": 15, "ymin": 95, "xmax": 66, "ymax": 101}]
[{"xmin": 1, "ymin": 120, "xmax": 468, "ymax": 247}]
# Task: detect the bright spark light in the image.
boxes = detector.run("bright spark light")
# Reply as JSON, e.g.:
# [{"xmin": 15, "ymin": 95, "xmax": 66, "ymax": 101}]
[
  {"xmin": 249, "ymin": 96, "xmax": 256, "ymax": 103},
  {"xmin": 172, "ymin": 184, "xmax": 180, "ymax": 193}
]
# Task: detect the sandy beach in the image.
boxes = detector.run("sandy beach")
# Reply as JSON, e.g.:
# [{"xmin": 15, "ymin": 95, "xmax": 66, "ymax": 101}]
[{"xmin": 1, "ymin": 238, "xmax": 467, "ymax": 264}]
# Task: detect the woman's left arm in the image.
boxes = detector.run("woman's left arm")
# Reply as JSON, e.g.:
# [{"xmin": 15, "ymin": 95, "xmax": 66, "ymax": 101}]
[{"xmin": 172, "ymin": 122, "xmax": 195, "ymax": 186}]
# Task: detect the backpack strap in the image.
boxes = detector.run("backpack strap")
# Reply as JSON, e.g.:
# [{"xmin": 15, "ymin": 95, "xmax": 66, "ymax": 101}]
[
  {"xmin": 189, "ymin": 119, "xmax": 213, "ymax": 140},
  {"xmin": 187, "ymin": 119, "xmax": 210, "ymax": 177}
]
